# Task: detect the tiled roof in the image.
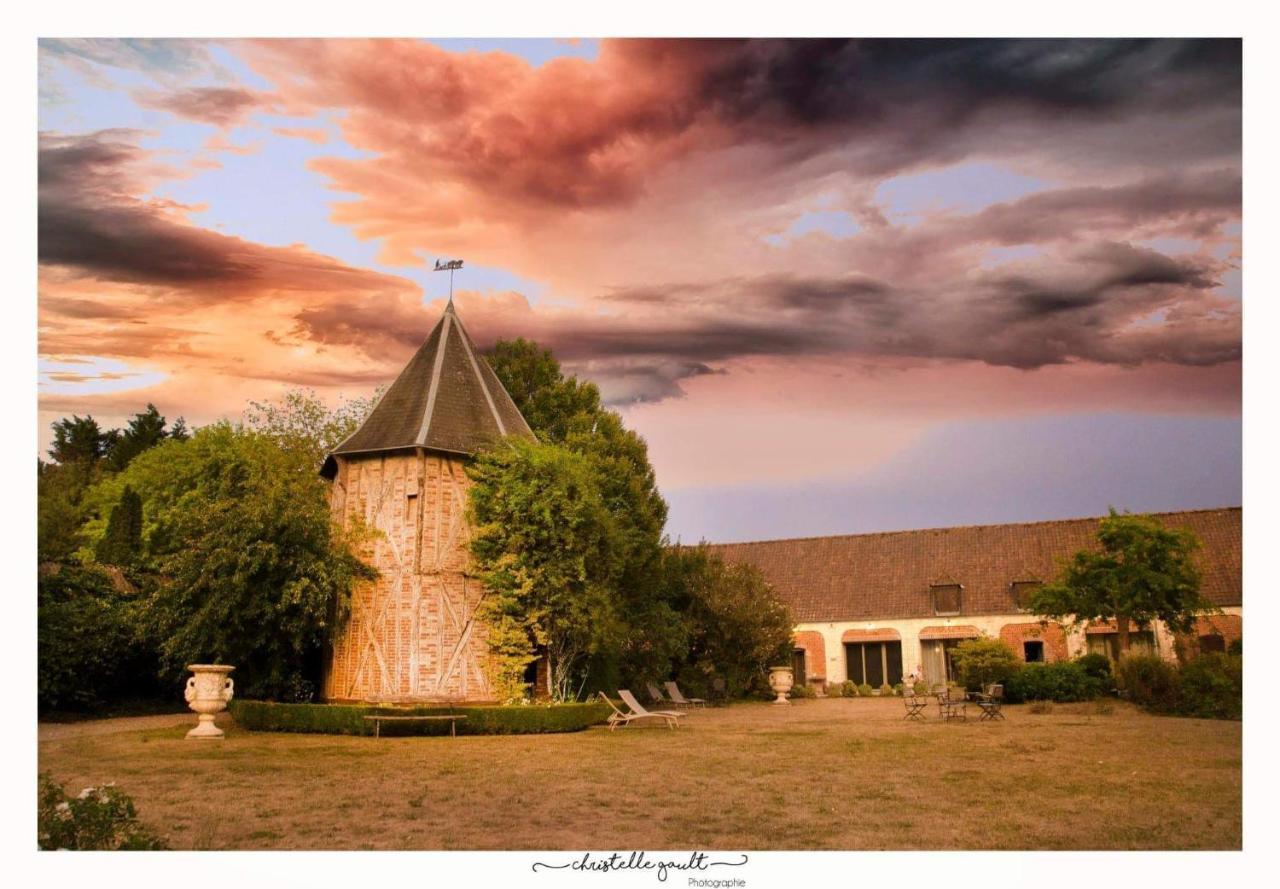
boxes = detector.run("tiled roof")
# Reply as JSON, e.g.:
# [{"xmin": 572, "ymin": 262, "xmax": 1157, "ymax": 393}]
[
  {"xmin": 708, "ymin": 508, "xmax": 1242, "ymax": 623},
  {"xmin": 322, "ymin": 302, "xmax": 534, "ymax": 475}
]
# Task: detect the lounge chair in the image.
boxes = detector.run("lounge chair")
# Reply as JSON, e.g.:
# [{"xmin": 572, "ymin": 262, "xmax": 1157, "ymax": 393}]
[
  {"xmin": 598, "ymin": 691, "xmax": 682, "ymax": 731},
  {"xmin": 646, "ymin": 682, "xmax": 670, "ymax": 707},
  {"xmin": 664, "ymin": 681, "xmax": 707, "ymax": 709},
  {"xmin": 903, "ymin": 691, "xmax": 928, "ymax": 721}
]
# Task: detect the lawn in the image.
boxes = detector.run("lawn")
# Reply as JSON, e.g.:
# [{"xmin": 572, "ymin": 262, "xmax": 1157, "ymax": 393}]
[{"xmin": 37, "ymin": 697, "xmax": 1241, "ymax": 850}]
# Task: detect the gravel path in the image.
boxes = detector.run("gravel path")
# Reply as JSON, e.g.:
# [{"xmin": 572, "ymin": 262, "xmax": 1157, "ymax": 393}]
[{"xmin": 39, "ymin": 712, "xmax": 200, "ymax": 741}]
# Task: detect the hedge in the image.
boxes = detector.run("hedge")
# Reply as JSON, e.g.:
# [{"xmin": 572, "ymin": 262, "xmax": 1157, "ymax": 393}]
[
  {"xmin": 1004, "ymin": 662, "xmax": 1105, "ymax": 703},
  {"xmin": 229, "ymin": 699, "xmax": 610, "ymax": 736}
]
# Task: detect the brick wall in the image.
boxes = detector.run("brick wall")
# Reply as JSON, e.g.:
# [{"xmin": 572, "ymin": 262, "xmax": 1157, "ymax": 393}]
[
  {"xmin": 999, "ymin": 621, "xmax": 1069, "ymax": 662},
  {"xmin": 793, "ymin": 630, "xmax": 827, "ymax": 682},
  {"xmin": 323, "ymin": 451, "xmax": 497, "ymax": 702}
]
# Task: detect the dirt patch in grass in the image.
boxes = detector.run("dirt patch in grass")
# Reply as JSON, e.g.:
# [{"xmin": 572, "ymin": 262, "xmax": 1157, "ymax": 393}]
[{"xmin": 37, "ymin": 697, "xmax": 1240, "ymax": 851}]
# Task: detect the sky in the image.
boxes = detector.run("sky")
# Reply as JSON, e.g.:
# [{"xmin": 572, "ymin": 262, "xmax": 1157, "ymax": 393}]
[{"xmin": 36, "ymin": 38, "xmax": 1242, "ymax": 542}]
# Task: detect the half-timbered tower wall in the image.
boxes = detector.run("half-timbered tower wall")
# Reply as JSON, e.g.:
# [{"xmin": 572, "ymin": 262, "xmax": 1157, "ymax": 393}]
[{"xmin": 324, "ymin": 451, "xmax": 492, "ymax": 702}]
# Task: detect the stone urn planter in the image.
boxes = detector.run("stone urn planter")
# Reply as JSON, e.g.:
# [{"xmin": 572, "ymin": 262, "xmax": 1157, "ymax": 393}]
[
  {"xmin": 184, "ymin": 664, "xmax": 235, "ymax": 740},
  {"xmin": 768, "ymin": 666, "xmax": 794, "ymax": 705}
]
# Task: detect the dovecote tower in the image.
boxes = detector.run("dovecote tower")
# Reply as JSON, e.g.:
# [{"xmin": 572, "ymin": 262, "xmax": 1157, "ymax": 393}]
[{"xmin": 320, "ymin": 302, "xmax": 535, "ymax": 702}]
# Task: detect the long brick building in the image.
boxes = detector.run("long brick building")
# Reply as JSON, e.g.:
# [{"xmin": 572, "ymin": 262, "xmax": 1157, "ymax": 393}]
[{"xmin": 711, "ymin": 508, "xmax": 1242, "ymax": 691}]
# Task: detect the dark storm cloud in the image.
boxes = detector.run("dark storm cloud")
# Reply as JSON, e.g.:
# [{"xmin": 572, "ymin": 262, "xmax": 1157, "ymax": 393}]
[{"xmin": 37, "ymin": 130, "xmax": 416, "ymax": 298}]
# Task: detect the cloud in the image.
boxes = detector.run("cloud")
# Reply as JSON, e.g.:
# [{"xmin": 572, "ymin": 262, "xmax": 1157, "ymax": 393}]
[
  {"xmin": 133, "ymin": 85, "xmax": 266, "ymax": 126},
  {"xmin": 38, "ymin": 129, "xmax": 422, "ymax": 404}
]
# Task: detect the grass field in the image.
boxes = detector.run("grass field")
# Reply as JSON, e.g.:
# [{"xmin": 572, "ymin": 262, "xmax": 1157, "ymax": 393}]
[{"xmin": 37, "ymin": 697, "xmax": 1241, "ymax": 850}]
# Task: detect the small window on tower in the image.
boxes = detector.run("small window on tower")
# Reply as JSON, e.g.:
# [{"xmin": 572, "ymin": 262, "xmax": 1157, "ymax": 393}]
[
  {"xmin": 1023, "ymin": 640, "xmax": 1045, "ymax": 663},
  {"xmin": 931, "ymin": 584, "xmax": 962, "ymax": 615}
]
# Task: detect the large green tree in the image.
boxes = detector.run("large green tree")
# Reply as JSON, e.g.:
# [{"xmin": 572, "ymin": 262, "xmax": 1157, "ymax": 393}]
[
  {"xmin": 103, "ymin": 404, "xmax": 180, "ymax": 472},
  {"xmin": 49, "ymin": 415, "xmax": 108, "ymax": 464},
  {"xmin": 662, "ymin": 544, "xmax": 794, "ymax": 698},
  {"xmin": 95, "ymin": 485, "xmax": 143, "ymax": 566},
  {"xmin": 1030, "ymin": 509, "xmax": 1215, "ymax": 654},
  {"xmin": 469, "ymin": 438, "xmax": 624, "ymax": 702},
  {"xmin": 485, "ymin": 339, "xmax": 677, "ymax": 689},
  {"xmin": 82, "ymin": 422, "xmax": 375, "ymax": 697},
  {"xmin": 243, "ymin": 387, "xmax": 380, "ymax": 467}
]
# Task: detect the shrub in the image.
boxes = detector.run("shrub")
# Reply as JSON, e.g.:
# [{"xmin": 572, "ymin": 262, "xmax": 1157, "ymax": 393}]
[
  {"xmin": 1114, "ymin": 654, "xmax": 1180, "ymax": 712},
  {"xmin": 912, "ymin": 680, "xmax": 929, "ymax": 695},
  {"xmin": 841, "ymin": 681, "xmax": 858, "ymax": 697},
  {"xmin": 892, "ymin": 682, "xmax": 904, "ymax": 696},
  {"xmin": 1005, "ymin": 662, "xmax": 1103, "ymax": 703},
  {"xmin": 38, "ymin": 565, "xmax": 164, "ymax": 713},
  {"xmin": 38, "ymin": 774, "xmax": 167, "ymax": 850},
  {"xmin": 879, "ymin": 683, "xmax": 895, "ymax": 696},
  {"xmin": 857, "ymin": 683, "xmax": 874, "ymax": 697},
  {"xmin": 789, "ymin": 682, "xmax": 815, "ymax": 699},
  {"xmin": 826, "ymin": 682, "xmax": 843, "ymax": 698},
  {"xmin": 1075, "ymin": 653, "xmax": 1113, "ymax": 684},
  {"xmin": 229, "ymin": 699, "xmax": 611, "ymax": 736},
  {"xmin": 1175, "ymin": 653, "xmax": 1241, "ymax": 720},
  {"xmin": 949, "ymin": 637, "xmax": 1022, "ymax": 691}
]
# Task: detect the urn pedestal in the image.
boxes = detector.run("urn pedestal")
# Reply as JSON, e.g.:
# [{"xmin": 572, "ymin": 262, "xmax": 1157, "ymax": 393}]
[
  {"xmin": 184, "ymin": 664, "xmax": 235, "ymax": 740},
  {"xmin": 768, "ymin": 666, "xmax": 794, "ymax": 705}
]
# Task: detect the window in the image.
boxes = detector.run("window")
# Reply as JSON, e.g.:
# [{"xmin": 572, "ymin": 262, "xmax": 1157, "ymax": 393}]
[
  {"xmin": 1023, "ymin": 640, "xmax": 1045, "ymax": 663},
  {"xmin": 1010, "ymin": 581, "xmax": 1042, "ymax": 611},
  {"xmin": 1087, "ymin": 631, "xmax": 1155, "ymax": 659},
  {"xmin": 931, "ymin": 584, "xmax": 962, "ymax": 615},
  {"xmin": 845, "ymin": 641, "xmax": 904, "ymax": 687},
  {"xmin": 1198, "ymin": 634, "xmax": 1226, "ymax": 654}
]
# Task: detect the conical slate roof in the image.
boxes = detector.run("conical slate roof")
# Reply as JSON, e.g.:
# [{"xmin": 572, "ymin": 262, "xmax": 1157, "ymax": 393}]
[{"xmin": 321, "ymin": 302, "xmax": 534, "ymax": 476}]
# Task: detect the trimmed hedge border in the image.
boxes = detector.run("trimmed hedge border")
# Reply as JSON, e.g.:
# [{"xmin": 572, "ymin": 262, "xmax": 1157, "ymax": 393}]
[{"xmin": 229, "ymin": 699, "xmax": 610, "ymax": 736}]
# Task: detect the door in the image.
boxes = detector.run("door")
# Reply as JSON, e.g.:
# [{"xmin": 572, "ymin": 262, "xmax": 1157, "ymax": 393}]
[
  {"xmin": 921, "ymin": 640, "xmax": 947, "ymax": 687},
  {"xmin": 792, "ymin": 649, "xmax": 807, "ymax": 686}
]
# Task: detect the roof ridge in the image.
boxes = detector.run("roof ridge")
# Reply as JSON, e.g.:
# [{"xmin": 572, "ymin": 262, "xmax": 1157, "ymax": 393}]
[
  {"xmin": 706, "ymin": 505, "xmax": 1242, "ymax": 548},
  {"xmin": 414, "ymin": 308, "xmax": 453, "ymax": 446}
]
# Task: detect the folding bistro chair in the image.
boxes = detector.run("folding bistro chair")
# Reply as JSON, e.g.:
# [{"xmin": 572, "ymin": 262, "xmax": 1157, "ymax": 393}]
[
  {"xmin": 903, "ymin": 691, "xmax": 928, "ymax": 721},
  {"xmin": 976, "ymin": 684, "xmax": 1005, "ymax": 721}
]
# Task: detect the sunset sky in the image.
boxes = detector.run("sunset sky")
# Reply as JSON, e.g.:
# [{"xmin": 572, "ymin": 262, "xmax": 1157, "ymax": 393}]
[{"xmin": 37, "ymin": 38, "xmax": 1242, "ymax": 542}]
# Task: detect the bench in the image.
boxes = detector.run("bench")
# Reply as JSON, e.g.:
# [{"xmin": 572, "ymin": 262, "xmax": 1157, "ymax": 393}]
[{"xmin": 363, "ymin": 714, "xmax": 468, "ymax": 739}]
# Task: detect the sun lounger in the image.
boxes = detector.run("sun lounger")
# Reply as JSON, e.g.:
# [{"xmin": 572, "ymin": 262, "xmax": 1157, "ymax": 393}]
[
  {"xmin": 619, "ymin": 689, "xmax": 686, "ymax": 726},
  {"xmin": 664, "ymin": 681, "xmax": 707, "ymax": 709},
  {"xmin": 597, "ymin": 691, "xmax": 682, "ymax": 730},
  {"xmin": 646, "ymin": 682, "xmax": 670, "ymax": 707}
]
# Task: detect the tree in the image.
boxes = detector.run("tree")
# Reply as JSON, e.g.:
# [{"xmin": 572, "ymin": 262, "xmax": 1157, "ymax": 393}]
[
  {"xmin": 81, "ymin": 422, "xmax": 375, "ymax": 697},
  {"xmin": 95, "ymin": 485, "xmax": 142, "ymax": 566},
  {"xmin": 469, "ymin": 438, "xmax": 624, "ymax": 702},
  {"xmin": 1030, "ymin": 509, "xmax": 1215, "ymax": 655},
  {"xmin": 486, "ymin": 339, "xmax": 674, "ymax": 689},
  {"xmin": 38, "ymin": 460, "xmax": 90, "ymax": 562},
  {"xmin": 49, "ymin": 415, "xmax": 107, "ymax": 464},
  {"xmin": 243, "ymin": 388, "xmax": 380, "ymax": 468},
  {"xmin": 663, "ymin": 544, "xmax": 794, "ymax": 698},
  {"xmin": 948, "ymin": 636, "xmax": 1022, "ymax": 691},
  {"xmin": 104, "ymin": 404, "xmax": 171, "ymax": 472}
]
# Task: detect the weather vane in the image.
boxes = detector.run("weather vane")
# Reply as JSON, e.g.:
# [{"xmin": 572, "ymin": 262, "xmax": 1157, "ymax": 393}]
[{"xmin": 433, "ymin": 258, "xmax": 464, "ymax": 304}]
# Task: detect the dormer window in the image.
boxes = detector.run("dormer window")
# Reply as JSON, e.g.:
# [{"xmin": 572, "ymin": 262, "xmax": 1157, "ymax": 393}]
[
  {"xmin": 1010, "ymin": 580, "xmax": 1042, "ymax": 612},
  {"xmin": 930, "ymin": 583, "xmax": 962, "ymax": 616}
]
